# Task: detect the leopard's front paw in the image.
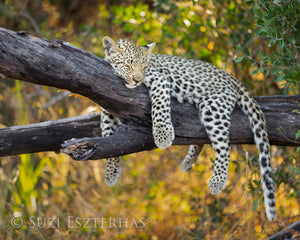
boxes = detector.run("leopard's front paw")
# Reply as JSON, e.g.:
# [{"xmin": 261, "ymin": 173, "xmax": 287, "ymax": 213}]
[
  {"xmin": 153, "ymin": 122, "xmax": 175, "ymax": 149},
  {"xmin": 104, "ymin": 158, "xmax": 121, "ymax": 187},
  {"xmin": 208, "ymin": 173, "xmax": 227, "ymax": 194}
]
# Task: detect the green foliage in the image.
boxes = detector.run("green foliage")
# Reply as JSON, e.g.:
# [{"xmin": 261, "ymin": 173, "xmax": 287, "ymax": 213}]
[
  {"xmin": 296, "ymin": 130, "xmax": 300, "ymax": 140},
  {"xmin": 239, "ymin": 0, "xmax": 300, "ymax": 94}
]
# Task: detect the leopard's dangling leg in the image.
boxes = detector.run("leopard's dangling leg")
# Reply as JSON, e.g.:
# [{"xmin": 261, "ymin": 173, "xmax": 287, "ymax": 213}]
[
  {"xmin": 199, "ymin": 93, "xmax": 236, "ymax": 194},
  {"xmin": 100, "ymin": 108, "xmax": 122, "ymax": 186},
  {"xmin": 180, "ymin": 145, "xmax": 203, "ymax": 172},
  {"xmin": 104, "ymin": 158, "xmax": 121, "ymax": 187}
]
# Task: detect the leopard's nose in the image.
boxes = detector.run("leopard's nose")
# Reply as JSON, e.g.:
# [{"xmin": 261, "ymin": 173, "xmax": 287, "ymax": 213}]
[{"xmin": 133, "ymin": 71, "xmax": 144, "ymax": 82}]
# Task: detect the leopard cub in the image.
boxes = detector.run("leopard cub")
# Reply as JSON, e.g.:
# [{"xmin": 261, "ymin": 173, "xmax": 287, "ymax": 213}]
[{"xmin": 100, "ymin": 36, "xmax": 276, "ymax": 221}]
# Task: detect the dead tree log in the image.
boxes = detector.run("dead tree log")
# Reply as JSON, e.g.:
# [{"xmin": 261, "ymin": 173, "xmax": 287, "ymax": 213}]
[{"xmin": 0, "ymin": 27, "xmax": 299, "ymax": 159}]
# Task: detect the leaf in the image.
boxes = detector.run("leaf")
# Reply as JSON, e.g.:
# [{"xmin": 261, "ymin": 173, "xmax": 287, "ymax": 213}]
[
  {"xmin": 253, "ymin": 199, "xmax": 258, "ymax": 211},
  {"xmin": 276, "ymin": 72, "xmax": 284, "ymax": 82},
  {"xmin": 288, "ymin": 166, "xmax": 300, "ymax": 175},
  {"xmin": 296, "ymin": 130, "xmax": 300, "ymax": 140},
  {"xmin": 280, "ymin": 41, "xmax": 285, "ymax": 50},
  {"xmin": 252, "ymin": 68, "xmax": 259, "ymax": 75},
  {"xmin": 268, "ymin": 40, "xmax": 274, "ymax": 47},
  {"xmin": 264, "ymin": 17, "xmax": 274, "ymax": 26},
  {"xmin": 258, "ymin": 50, "xmax": 264, "ymax": 59},
  {"xmin": 235, "ymin": 56, "xmax": 244, "ymax": 63}
]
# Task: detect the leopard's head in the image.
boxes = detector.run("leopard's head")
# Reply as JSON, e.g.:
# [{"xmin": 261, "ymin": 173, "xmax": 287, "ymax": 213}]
[{"xmin": 102, "ymin": 36, "xmax": 155, "ymax": 89}]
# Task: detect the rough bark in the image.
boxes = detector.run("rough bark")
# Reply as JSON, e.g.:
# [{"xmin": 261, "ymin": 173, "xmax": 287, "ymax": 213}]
[
  {"xmin": 0, "ymin": 27, "xmax": 299, "ymax": 160},
  {"xmin": 0, "ymin": 114, "xmax": 101, "ymax": 156}
]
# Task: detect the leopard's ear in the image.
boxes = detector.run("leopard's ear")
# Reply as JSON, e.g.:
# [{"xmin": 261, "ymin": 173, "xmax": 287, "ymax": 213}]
[
  {"xmin": 102, "ymin": 36, "xmax": 120, "ymax": 56},
  {"xmin": 143, "ymin": 42, "xmax": 156, "ymax": 56}
]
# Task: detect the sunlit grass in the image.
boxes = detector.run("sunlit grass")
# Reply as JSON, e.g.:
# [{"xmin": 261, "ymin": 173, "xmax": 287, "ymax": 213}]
[{"xmin": 0, "ymin": 140, "xmax": 299, "ymax": 239}]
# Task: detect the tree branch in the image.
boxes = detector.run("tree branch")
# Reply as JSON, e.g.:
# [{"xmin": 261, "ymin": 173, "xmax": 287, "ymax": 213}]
[
  {"xmin": 267, "ymin": 220, "xmax": 300, "ymax": 240},
  {"xmin": 0, "ymin": 114, "xmax": 101, "ymax": 157},
  {"xmin": 0, "ymin": 27, "xmax": 299, "ymax": 159}
]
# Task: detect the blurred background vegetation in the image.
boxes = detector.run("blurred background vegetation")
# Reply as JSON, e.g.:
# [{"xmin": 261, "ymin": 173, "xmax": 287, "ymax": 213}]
[{"xmin": 0, "ymin": 0, "xmax": 299, "ymax": 239}]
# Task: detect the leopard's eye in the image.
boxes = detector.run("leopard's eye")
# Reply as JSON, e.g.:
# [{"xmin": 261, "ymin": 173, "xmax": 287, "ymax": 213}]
[{"xmin": 123, "ymin": 64, "xmax": 132, "ymax": 72}]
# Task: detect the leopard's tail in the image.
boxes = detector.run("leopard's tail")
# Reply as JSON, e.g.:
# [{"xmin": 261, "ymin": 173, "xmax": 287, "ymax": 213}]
[{"xmin": 236, "ymin": 85, "xmax": 276, "ymax": 221}]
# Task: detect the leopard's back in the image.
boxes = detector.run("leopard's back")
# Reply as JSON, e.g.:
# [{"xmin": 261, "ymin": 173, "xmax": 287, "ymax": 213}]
[{"xmin": 145, "ymin": 54, "xmax": 239, "ymax": 105}]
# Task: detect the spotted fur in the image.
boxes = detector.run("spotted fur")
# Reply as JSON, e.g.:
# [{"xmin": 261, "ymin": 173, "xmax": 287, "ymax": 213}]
[
  {"xmin": 180, "ymin": 145, "xmax": 203, "ymax": 172},
  {"xmin": 101, "ymin": 36, "xmax": 276, "ymax": 221},
  {"xmin": 100, "ymin": 108, "xmax": 121, "ymax": 186}
]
